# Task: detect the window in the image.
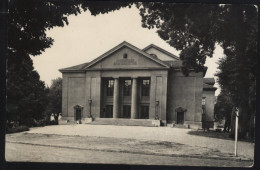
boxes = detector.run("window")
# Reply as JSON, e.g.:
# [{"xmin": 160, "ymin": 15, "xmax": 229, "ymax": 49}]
[
  {"xmin": 141, "ymin": 79, "xmax": 150, "ymax": 96},
  {"xmin": 123, "ymin": 80, "xmax": 132, "ymax": 96},
  {"xmin": 107, "ymin": 80, "xmax": 114, "ymax": 96},
  {"xmin": 122, "ymin": 105, "xmax": 131, "ymax": 118},
  {"xmin": 140, "ymin": 106, "xmax": 149, "ymax": 119}
]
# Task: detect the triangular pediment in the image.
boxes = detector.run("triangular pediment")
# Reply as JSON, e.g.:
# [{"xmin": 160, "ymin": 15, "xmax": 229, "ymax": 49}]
[{"xmin": 84, "ymin": 41, "xmax": 169, "ymax": 70}]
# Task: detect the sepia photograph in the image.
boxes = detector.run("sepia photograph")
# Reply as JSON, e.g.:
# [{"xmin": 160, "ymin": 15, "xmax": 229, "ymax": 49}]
[{"xmin": 4, "ymin": 1, "xmax": 257, "ymax": 168}]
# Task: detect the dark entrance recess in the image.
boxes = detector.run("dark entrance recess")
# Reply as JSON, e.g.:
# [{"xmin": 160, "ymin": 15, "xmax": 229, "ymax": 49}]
[
  {"xmin": 122, "ymin": 105, "xmax": 131, "ymax": 118},
  {"xmin": 74, "ymin": 105, "xmax": 83, "ymax": 121},
  {"xmin": 105, "ymin": 105, "xmax": 113, "ymax": 118},
  {"xmin": 140, "ymin": 105, "xmax": 149, "ymax": 119},
  {"xmin": 76, "ymin": 109, "xmax": 81, "ymax": 121},
  {"xmin": 177, "ymin": 112, "xmax": 184, "ymax": 124},
  {"xmin": 175, "ymin": 107, "xmax": 187, "ymax": 125}
]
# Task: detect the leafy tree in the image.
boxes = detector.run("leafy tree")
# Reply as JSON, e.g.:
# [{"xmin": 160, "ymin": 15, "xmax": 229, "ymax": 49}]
[
  {"xmin": 44, "ymin": 78, "xmax": 62, "ymax": 121},
  {"xmin": 6, "ymin": 51, "xmax": 48, "ymax": 126},
  {"xmin": 137, "ymin": 3, "xmax": 257, "ymax": 138},
  {"xmin": 214, "ymin": 88, "xmax": 233, "ymax": 132},
  {"xmin": 7, "ymin": 1, "xmax": 131, "ymax": 125}
]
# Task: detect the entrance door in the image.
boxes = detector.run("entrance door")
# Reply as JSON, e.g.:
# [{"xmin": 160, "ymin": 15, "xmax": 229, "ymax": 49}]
[
  {"xmin": 105, "ymin": 105, "xmax": 113, "ymax": 118},
  {"xmin": 122, "ymin": 105, "xmax": 131, "ymax": 118},
  {"xmin": 75, "ymin": 109, "xmax": 82, "ymax": 121},
  {"xmin": 140, "ymin": 105, "xmax": 149, "ymax": 119},
  {"xmin": 177, "ymin": 112, "xmax": 184, "ymax": 124}
]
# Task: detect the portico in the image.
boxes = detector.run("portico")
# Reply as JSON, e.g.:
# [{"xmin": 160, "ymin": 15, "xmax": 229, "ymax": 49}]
[
  {"xmin": 99, "ymin": 70, "xmax": 168, "ymax": 122},
  {"xmin": 102, "ymin": 76, "xmax": 152, "ymax": 119}
]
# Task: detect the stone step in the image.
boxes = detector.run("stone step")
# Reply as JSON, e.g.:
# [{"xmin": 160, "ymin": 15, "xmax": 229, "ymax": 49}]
[
  {"xmin": 87, "ymin": 118, "xmax": 155, "ymax": 127},
  {"xmin": 166, "ymin": 123, "xmax": 189, "ymax": 128}
]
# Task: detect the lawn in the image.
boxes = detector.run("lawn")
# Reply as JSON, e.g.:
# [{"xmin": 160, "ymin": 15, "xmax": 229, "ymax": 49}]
[{"xmin": 187, "ymin": 130, "xmax": 254, "ymax": 143}]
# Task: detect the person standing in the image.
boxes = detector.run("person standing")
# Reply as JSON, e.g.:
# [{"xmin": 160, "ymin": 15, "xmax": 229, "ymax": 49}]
[{"xmin": 50, "ymin": 113, "xmax": 55, "ymax": 124}]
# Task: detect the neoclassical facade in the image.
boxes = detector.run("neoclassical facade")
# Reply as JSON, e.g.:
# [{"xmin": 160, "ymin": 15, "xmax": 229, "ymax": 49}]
[{"xmin": 59, "ymin": 41, "xmax": 216, "ymax": 128}]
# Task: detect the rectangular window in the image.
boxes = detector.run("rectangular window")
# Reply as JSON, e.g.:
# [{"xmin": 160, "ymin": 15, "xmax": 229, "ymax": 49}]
[
  {"xmin": 107, "ymin": 80, "xmax": 114, "ymax": 96},
  {"xmin": 122, "ymin": 105, "xmax": 131, "ymax": 118},
  {"xmin": 123, "ymin": 80, "xmax": 132, "ymax": 96},
  {"xmin": 141, "ymin": 79, "xmax": 150, "ymax": 96},
  {"xmin": 140, "ymin": 106, "xmax": 149, "ymax": 119}
]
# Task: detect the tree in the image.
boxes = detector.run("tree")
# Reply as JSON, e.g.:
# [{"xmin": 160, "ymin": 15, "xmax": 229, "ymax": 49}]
[
  {"xmin": 137, "ymin": 3, "xmax": 257, "ymax": 138},
  {"xmin": 44, "ymin": 78, "xmax": 62, "ymax": 121},
  {"xmin": 214, "ymin": 89, "xmax": 233, "ymax": 132},
  {"xmin": 6, "ymin": 51, "xmax": 48, "ymax": 126},
  {"xmin": 7, "ymin": 1, "xmax": 132, "ymax": 125}
]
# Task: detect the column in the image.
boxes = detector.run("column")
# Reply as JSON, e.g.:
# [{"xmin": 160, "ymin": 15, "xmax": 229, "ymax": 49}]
[
  {"xmin": 113, "ymin": 77, "xmax": 120, "ymax": 118},
  {"xmin": 131, "ymin": 77, "xmax": 138, "ymax": 119}
]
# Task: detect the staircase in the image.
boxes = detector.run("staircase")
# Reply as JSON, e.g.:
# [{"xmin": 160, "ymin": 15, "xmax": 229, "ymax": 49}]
[
  {"xmin": 166, "ymin": 123, "xmax": 188, "ymax": 128},
  {"xmin": 87, "ymin": 118, "xmax": 155, "ymax": 127}
]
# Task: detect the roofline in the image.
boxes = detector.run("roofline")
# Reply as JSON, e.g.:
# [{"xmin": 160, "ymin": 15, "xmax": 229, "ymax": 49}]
[
  {"xmin": 203, "ymin": 78, "xmax": 215, "ymax": 85},
  {"xmin": 85, "ymin": 67, "xmax": 169, "ymax": 71},
  {"xmin": 59, "ymin": 62, "xmax": 90, "ymax": 73},
  {"xmin": 142, "ymin": 44, "xmax": 179, "ymax": 60},
  {"xmin": 59, "ymin": 69, "xmax": 86, "ymax": 73},
  {"xmin": 85, "ymin": 41, "xmax": 170, "ymax": 69}
]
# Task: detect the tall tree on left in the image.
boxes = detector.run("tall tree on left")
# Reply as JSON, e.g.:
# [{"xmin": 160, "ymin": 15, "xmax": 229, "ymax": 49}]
[{"xmin": 7, "ymin": 0, "xmax": 132, "ymax": 126}]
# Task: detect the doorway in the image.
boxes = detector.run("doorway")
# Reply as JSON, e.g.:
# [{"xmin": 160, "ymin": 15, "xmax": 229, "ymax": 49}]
[
  {"xmin": 74, "ymin": 105, "xmax": 83, "ymax": 122},
  {"xmin": 75, "ymin": 109, "xmax": 82, "ymax": 121},
  {"xmin": 177, "ymin": 112, "xmax": 184, "ymax": 124}
]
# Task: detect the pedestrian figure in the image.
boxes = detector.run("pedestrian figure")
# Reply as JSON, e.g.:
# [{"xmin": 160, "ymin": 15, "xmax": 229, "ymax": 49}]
[
  {"xmin": 50, "ymin": 113, "xmax": 55, "ymax": 123},
  {"xmin": 58, "ymin": 113, "xmax": 62, "ymax": 120}
]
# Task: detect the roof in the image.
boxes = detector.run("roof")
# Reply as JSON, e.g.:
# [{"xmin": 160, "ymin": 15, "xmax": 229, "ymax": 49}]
[
  {"xmin": 162, "ymin": 60, "xmax": 183, "ymax": 68},
  {"xmin": 59, "ymin": 62, "xmax": 89, "ymax": 72},
  {"xmin": 203, "ymin": 83, "xmax": 217, "ymax": 91},
  {"xmin": 203, "ymin": 78, "xmax": 215, "ymax": 85},
  {"xmin": 143, "ymin": 44, "xmax": 179, "ymax": 60},
  {"xmin": 59, "ymin": 41, "xmax": 208, "ymax": 75},
  {"xmin": 84, "ymin": 41, "xmax": 170, "ymax": 69}
]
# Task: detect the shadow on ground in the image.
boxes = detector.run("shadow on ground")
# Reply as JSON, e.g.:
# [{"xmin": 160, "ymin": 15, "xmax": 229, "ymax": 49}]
[{"xmin": 187, "ymin": 130, "xmax": 254, "ymax": 143}]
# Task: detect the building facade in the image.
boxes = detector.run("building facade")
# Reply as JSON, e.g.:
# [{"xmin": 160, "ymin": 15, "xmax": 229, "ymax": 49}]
[{"xmin": 59, "ymin": 41, "xmax": 216, "ymax": 128}]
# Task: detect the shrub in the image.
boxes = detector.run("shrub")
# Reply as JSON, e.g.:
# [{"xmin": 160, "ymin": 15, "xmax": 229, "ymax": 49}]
[{"xmin": 6, "ymin": 125, "xmax": 29, "ymax": 134}]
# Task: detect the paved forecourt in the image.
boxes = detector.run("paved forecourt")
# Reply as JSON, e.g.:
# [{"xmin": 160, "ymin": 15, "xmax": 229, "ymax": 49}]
[
  {"xmin": 5, "ymin": 142, "xmax": 252, "ymax": 167},
  {"xmin": 26, "ymin": 124, "xmax": 254, "ymax": 160}
]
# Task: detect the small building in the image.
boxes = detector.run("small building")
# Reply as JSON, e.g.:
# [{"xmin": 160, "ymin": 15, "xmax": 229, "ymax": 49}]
[{"xmin": 59, "ymin": 41, "xmax": 217, "ymax": 128}]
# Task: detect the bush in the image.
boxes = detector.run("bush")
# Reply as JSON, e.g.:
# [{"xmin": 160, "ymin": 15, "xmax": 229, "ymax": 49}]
[{"xmin": 6, "ymin": 125, "xmax": 29, "ymax": 134}]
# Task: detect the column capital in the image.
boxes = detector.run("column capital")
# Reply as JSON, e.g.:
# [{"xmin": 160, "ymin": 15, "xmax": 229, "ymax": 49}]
[
  {"xmin": 113, "ymin": 76, "xmax": 119, "ymax": 79},
  {"xmin": 131, "ymin": 76, "xmax": 138, "ymax": 79}
]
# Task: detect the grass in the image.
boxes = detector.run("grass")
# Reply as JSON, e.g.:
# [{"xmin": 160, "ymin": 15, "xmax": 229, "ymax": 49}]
[{"xmin": 188, "ymin": 130, "xmax": 254, "ymax": 143}]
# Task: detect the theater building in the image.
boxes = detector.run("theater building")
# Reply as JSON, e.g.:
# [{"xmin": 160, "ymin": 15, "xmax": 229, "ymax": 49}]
[{"xmin": 59, "ymin": 41, "xmax": 216, "ymax": 128}]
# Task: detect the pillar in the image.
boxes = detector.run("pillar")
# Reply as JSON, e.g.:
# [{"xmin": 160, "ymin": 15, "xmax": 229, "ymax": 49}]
[
  {"xmin": 113, "ymin": 77, "xmax": 120, "ymax": 118},
  {"xmin": 131, "ymin": 77, "xmax": 138, "ymax": 119}
]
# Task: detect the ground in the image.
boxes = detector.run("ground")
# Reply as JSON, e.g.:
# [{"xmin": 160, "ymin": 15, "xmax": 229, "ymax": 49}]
[{"xmin": 5, "ymin": 124, "xmax": 254, "ymax": 167}]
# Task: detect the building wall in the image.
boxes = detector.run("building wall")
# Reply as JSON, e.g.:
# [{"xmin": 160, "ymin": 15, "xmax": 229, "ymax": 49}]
[
  {"xmin": 202, "ymin": 90, "xmax": 216, "ymax": 121},
  {"xmin": 167, "ymin": 70, "xmax": 203, "ymax": 126},
  {"xmin": 62, "ymin": 72, "xmax": 87, "ymax": 119},
  {"xmin": 85, "ymin": 71, "xmax": 101, "ymax": 118}
]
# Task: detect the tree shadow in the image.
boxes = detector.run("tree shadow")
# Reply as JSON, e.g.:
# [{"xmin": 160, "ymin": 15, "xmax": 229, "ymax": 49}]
[{"xmin": 188, "ymin": 130, "xmax": 254, "ymax": 143}]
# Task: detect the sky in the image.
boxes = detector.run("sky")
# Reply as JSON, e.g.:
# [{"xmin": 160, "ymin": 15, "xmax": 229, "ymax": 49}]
[{"xmin": 32, "ymin": 6, "xmax": 223, "ymax": 95}]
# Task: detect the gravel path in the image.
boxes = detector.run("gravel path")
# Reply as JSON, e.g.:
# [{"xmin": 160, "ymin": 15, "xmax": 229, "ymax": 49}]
[
  {"xmin": 26, "ymin": 124, "xmax": 254, "ymax": 159},
  {"xmin": 5, "ymin": 143, "xmax": 253, "ymax": 167}
]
